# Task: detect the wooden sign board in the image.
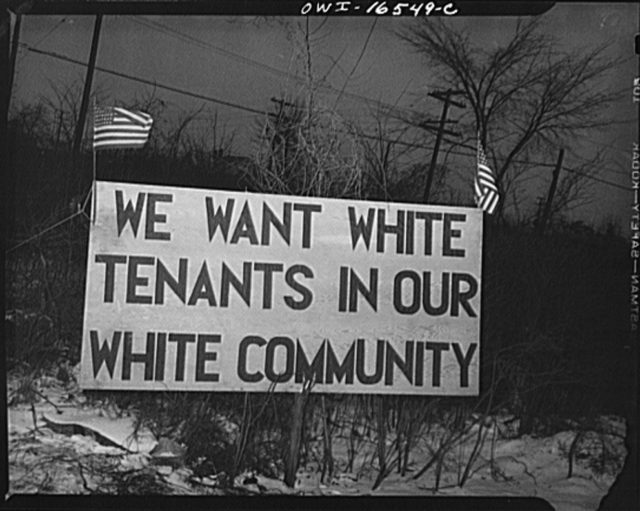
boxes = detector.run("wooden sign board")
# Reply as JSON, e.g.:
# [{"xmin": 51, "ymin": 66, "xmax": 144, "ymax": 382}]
[{"xmin": 80, "ymin": 181, "xmax": 483, "ymax": 395}]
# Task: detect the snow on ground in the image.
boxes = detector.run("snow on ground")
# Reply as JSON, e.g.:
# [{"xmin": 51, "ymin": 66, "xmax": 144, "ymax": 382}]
[
  {"xmin": 390, "ymin": 431, "xmax": 620, "ymax": 511},
  {"xmin": 6, "ymin": 374, "xmax": 627, "ymax": 509},
  {"xmin": 287, "ymin": 419, "xmax": 624, "ymax": 511}
]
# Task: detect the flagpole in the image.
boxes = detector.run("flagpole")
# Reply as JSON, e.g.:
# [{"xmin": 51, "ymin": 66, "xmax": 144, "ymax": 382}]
[
  {"xmin": 92, "ymin": 147, "xmax": 97, "ymax": 224},
  {"xmin": 92, "ymin": 99, "xmax": 97, "ymax": 224}
]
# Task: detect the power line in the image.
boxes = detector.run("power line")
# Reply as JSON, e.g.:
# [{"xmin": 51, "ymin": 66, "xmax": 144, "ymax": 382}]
[
  {"xmin": 432, "ymin": 135, "xmax": 632, "ymax": 189},
  {"xmin": 565, "ymin": 135, "xmax": 637, "ymax": 177},
  {"xmin": 20, "ymin": 42, "xmax": 444, "ymax": 155},
  {"xmin": 332, "ymin": 18, "xmax": 377, "ymax": 109},
  {"xmin": 350, "ymin": 130, "xmax": 630, "ymax": 191},
  {"xmin": 476, "ymin": 152, "xmax": 628, "ymax": 190},
  {"xmin": 127, "ymin": 16, "xmax": 421, "ymax": 119},
  {"xmin": 128, "ymin": 17, "xmax": 300, "ymax": 81},
  {"xmin": 552, "ymin": 166, "xmax": 629, "ymax": 191},
  {"xmin": 21, "ymin": 43, "xmax": 270, "ymax": 116},
  {"xmin": 340, "ymin": 131, "xmax": 630, "ymax": 191},
  {"xmin": 32, "ymin": 17, "xmax": 71, "ymax": 47},
  {"xmin": 19, "ymin": 44, "xmax": 632, "ymax": 193},
  {"xmin": 505, "ymin": 155, "xmax": 630, "ymax": 190},
  {"xmin": 566, "ymin": 148, "xmax": 629, "ymax": 178},
  {"xmin": 17, "ymin": 44, "xmax": 441, "ymax": 149}
]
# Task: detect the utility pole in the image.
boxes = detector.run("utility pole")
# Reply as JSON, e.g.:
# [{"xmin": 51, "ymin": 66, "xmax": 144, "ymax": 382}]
[
  {"xmin": 8, "ymin": 13, "xmax": 21, "ymax": 104},
  {"xmin": 537, "ymin": 148, "xmax": 565, "ymax": 235},
  {"xmin": 72, "ymin": 14, "xmax": 102, "ymax": 162},
  {"xmin": 422, "ymin": 90, "xmax": 465, "ymax": 203},
  {"xmin": 2, "ymin": 10, "xmax": 10, "ymax": 119},
  {"xmin": 2, "ymin": 10, "xmax": 12, "ymax": 251}
]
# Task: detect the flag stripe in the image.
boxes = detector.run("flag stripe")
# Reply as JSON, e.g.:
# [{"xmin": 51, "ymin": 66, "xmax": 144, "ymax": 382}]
[
  {"xmin": 99, "ymin": 129, "xmax": 151, "ymax": 135},
  {"xmin": 95, "ymin": 134, "xmax": 150, "ymax": 141},
  {"xmin": 477, "ymin": 180, "xmax": 499, "ymax": 192},
  {"xmin": 94, "ymin": 140, "xmax": 148, "ymax": 146},
  {"xmin": 94, "ymin": 141, "xmax": 149, "ymax": 148},
  {"xmin": 477, "ymin": 169, "xmax": 497, "ymax": 181},
  {"xmin": 94, "ymin": 138, "xmax": 149, "ymax": 145},
  {"xmin": 113, "ymin": 107, "xmax": 152, "ymax": 125},
  {"xmin": 94, "ymin": 131, "xmax": 150, "ymax": 138},
  {"xmin": 94, "ymin": 136, "xmax": 150, "ymax": 143},
  {"xmin": 96, "ymin": 120, "xmax": 151, "ymax": 127}
]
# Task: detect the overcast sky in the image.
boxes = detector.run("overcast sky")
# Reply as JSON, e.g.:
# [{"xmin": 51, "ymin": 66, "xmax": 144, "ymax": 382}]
[{"xmin": 9, "ymin": 3, "xmax": 639, "ymax": 229}]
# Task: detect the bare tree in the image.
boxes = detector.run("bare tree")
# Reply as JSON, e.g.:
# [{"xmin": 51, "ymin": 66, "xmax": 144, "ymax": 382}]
[
  {"xmin": 398, "ymin": 17, "xmax": 624, "ymax": 220},
  {"xmin": 250, "ymin": 96, "xmax": 365, "ymax": 199}
]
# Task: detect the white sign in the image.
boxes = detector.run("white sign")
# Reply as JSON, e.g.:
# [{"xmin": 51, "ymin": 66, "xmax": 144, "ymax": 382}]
[{"xmin": 80, "ymin": 181, "xmax": 483, "ymax": 395}]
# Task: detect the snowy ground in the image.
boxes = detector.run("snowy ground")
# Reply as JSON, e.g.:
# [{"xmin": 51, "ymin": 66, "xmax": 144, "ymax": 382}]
[{"xmin": 6, "ymin": 373, "xmax": 627, "ymax": 510}]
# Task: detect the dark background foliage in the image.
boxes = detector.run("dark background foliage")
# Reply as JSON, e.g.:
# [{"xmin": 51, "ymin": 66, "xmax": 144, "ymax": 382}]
[{"xmin": 5, "ymin": 99, "xmax": 631, "ymax": 486}]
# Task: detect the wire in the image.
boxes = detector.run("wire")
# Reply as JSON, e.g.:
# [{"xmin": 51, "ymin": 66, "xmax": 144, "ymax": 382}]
[
  {"xmin": 128, "ymin": 17, "xmax": 301, "ymax": 81},
  {"xmin": 341, "ymin": 130, "xmax": 629, "ymax": 191},
  {"xmin": 426, "ymin": 133, "xmax": 632, "ymax": 189},
  {"xmin": 21, "ymin": 42, "xmax": 446, "ymax": 156},
  {"xmin": 31, "ymin": 17, "xmax": 69, "ymax": 47},
  {"xmin": 21, "ymin": 43, "xmax": 270, "ymax": 116},
  {"xmin": 20, "ymin": 42, "xmax": 442, "ymax": 148},
  {"xmin": 6, "ymin": 209, "xmax": 84, "ymax": 254},
  {"xmin": 19, "ymin": 44, "xmax": 633, "ymax": 193},
  {"xmin": 127, "ymin": 16, "xmax": 420, "ymax": 119},
  {"xmin": 566, "ymin": 148, "xmax": 629, "ymax": 178},
  {"xmin": 552, "ymin": 166, "xmax": 629, "ymax": 191},
  {"xmin": 333, "ymin": 18, "xmax": 377, "ymax": 109}
]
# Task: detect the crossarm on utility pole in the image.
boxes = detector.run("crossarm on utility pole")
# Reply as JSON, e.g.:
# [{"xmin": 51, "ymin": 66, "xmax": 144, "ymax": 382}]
[{"xmin": 422, "ymin": 90, "xmax": 465, "ymax": 203}]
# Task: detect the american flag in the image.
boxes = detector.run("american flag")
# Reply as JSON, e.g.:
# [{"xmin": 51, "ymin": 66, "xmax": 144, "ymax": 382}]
[
  {"xmin": 93, "ymin": 106, "xmax": 153, "ymax": 150},
  {"xmin": 474, "ymin": 139, "xmax": 500, "ymax": 214}
]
